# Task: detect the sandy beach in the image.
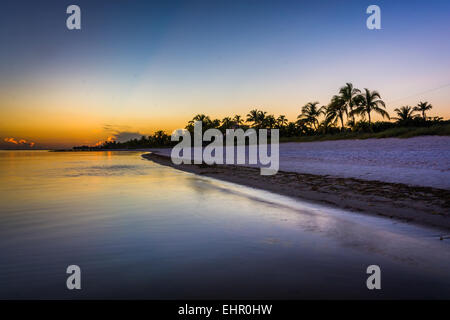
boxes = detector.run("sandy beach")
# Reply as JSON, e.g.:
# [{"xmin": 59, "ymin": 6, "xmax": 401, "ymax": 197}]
[{"xmin": 143, "ymin": 137, "xmax": 450, "ymax": 230}]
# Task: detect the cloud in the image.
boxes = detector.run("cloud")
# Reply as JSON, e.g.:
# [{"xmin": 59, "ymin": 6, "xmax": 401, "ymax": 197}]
[
  {"xmin": 103, "ymin": 124, "xmax": 131, "ymax": 132},
  {"xmin": 102, "ymin": 123, "xmax": 147, "ymax": 142},
  {"xmin": 111, "ymin": 131, "xmax": 144, "ymax": 142},
  {"xmin": 3, "ymin": 137, "xmax": 35, "ymax": 148},
  {"xmin": 93, "ymin": 136, "xmax": 116, "ymax": 147},
  {"xmin": 4, "ymin": 137, "xmax": 18, "ymax": 144},
  {"xmin": 90, "ymin": 123, "xmax": 149, "ymax": 147},
  {"xmin": 92, "ymin": 131, "xmax": 145, "ymax": 147}
]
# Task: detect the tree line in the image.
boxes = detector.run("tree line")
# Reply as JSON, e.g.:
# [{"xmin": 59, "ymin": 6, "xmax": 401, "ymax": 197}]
[{"xmin": 74, "ymin": 83, "xmax": 446, "ymax": 150}]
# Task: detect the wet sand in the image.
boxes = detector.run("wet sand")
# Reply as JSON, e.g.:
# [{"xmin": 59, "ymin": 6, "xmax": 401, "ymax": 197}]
[{"xmin": 142, "ymin": 152, "xmax": 450, "ymax": 231}]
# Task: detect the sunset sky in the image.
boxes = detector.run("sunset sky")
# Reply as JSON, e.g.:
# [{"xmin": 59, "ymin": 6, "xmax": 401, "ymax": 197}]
[{"xmin": 1, "ymin": 0, "xmax": 450, "ymax": 148}]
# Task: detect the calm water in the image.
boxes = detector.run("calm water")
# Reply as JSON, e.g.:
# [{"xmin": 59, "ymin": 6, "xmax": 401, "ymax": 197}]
[{"xmin": 0, "ymin": 150, "xmax": 449, "ymax": 299}]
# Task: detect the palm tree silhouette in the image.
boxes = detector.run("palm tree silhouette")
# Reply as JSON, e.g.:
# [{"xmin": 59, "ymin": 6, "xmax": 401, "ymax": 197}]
[
  {"xmin": 414, "ymin": 101, "xmax": 433, "ymax": 120},
  {"xmin": 264, "ymin": 114, "xmax": 276, "ymax": 129},
  {"xmin": 297, "ymin": 102, "xmax": 324, "ymax": 130},
  {"xmin": 221, "ymin": 117, "xmax": 234, "ymax": 130},
  {"xmin": 326, "ymin": 96, "xmax": 347, "ymax": 129},
  {"xmin": 318, "ymin": 115, "xmax": 336, "ymax": 134},
  {"xmin": 186, "ymin": 114, "xmax": 213, "ymax": 131},
  {"xmin": 210, "ymin": 119, "xmax": 221, "ymax": 129},
  {"xmin": 154, "ymin": 130, "xmax": 169, "ymax": 144},
  {"xmin": 276, "ymin": 115, "xmax": 288, "ymax": 129},
  {"xmin": 233, "ymin": 115, "xmax": 244, "ymax": 126},
  {"xmin": 246, "ymin": 109, "xmax": 260, "ymax": 127},
  {"xmin": 246, "ymin": 109, "xmax": 267, "ymax": 128},
  {"xmin": 192, "ymin": 114, "xmax": 210, "ymax": 122},
  {"xmin": 352, "ymin": 89, "xmax": 389, "ymax": 125},
  {"xmin": 257, "ymin": 111, "xmax": 267, "ymax": 128},
  {"xmin": 393, "ymin": 106, "xmax": 416, "ymax": 123},
  {"xmin": 338, "ymin": 83, "xmax": 360, "ymax": 125}
]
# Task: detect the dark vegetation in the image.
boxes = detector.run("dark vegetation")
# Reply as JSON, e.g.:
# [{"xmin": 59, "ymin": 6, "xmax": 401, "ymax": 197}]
[{"xmin": 73, "ymin": 83, "xmax": 448, "ymax": 150}]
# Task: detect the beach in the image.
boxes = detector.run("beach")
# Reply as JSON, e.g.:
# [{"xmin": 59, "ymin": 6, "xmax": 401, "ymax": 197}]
[{"xmin": 144, "ymin": 136, "xmax": 450, "ymax": 230}]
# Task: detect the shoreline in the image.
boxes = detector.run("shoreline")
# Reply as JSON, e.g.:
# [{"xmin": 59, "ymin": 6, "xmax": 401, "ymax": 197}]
[{"xmin": 142, "ymin": 152, "xmax": 450, "ymax": 231}]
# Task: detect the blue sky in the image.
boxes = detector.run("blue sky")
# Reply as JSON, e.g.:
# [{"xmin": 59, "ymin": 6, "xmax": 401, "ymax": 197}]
[{"xmin": 1, "ymin": 0, "xmax": 450, "ymax": 147}]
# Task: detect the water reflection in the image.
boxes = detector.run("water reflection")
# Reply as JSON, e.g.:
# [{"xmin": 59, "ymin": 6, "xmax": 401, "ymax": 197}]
[{"xmin": 0, "ymin": 151, "xmax": 449, "ymax": 299}]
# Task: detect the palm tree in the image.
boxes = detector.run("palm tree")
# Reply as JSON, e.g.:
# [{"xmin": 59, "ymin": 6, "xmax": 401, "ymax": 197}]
[
  {"xmin": 393, "ymin": 106, "xmax": 416, "ymax": 123},
  {"xmin": 263, "ymin": 114, "xmax": 276, "ymax": 128},
  {"xmin": 285, "ymin": 122, "xmax": 299, "ymax": 136},
  {"xmin": 276, "ymin": 115, "xmax": 288, "ymax": 129},
  {"xmin": 295, "ymin": 118, "xmax": 313, "ymax": 135},
  {"xmin": 246, "ymin": 109, "xmax": 267, "ymax": 128},
  {"xmin": 352, "ymin": 89, "xmax": 389, "ymax": 125},
  {"xmin": 246, "ymin": 109, "xmax": 260, "ymax": 127},
  {"xmin": 297, "ymin": 102, "xmax": 324, "ymax": 130},
  {"xmin": 221, "ymin": 117, "xmax": 234, "ymax": 130},
  {"xmin": 414, "ymin": 101, "xmax": 432, "ymax": 120},
  {"xmin": 186, "ymin": 114, "xmax": 212, "ymax": 131},
  {"xmin": 326, "ymin": 96, "xmax": 347, "ymax": 129},
  {"xmin": 338, "ymin": 83, "xmax": 360, "ymax": 125},
  {"xmin": 210, "ymin": 119, "xmax": 221, "ymax": 129},
  {"xmin": 233, "ymin": 115, "xmax": 244, "ymax": 126},
  {"xmin": 153, "ymin": 130, "xmax": 169, "ymax": 145},
  {"xmin": 192, "ymin": 114, "xmax": 210, "ymax": 122},
  {"xmin": 256, "ymin": 110, "xmax": 267, "ymax": 128},
  {"xmin": 318, "ymin": 113, "xmax": 338, "ymax": 134}
]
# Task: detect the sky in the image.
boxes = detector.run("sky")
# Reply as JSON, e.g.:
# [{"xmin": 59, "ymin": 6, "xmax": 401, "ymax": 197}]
[{"xmin": 1, "ymin": 0, "xmax": 450, "ymax": 148}]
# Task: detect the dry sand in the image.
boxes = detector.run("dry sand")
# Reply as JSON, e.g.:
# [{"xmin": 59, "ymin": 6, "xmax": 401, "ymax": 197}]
[
  {"xmin": 150, "ymin": 136, "xmax": 450, "ymax": 189},
  {"xmin": 142, "ymin": 152, "xmax": 450, "ymax": 231}
]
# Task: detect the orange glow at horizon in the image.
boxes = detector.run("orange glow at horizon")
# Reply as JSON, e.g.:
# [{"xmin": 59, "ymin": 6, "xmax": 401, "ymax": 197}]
[{"xmin": 1, "ymin": 77, "xmax": 449, "ymax": 149}]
